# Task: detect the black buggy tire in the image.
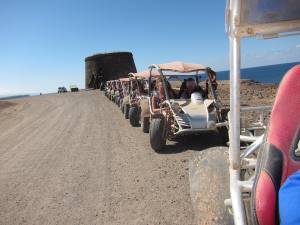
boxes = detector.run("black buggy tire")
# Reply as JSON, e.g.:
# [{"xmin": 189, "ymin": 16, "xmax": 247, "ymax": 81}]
[
  {"xmin": 124, "ymin": 104, "xmax": 129, "ymax": 119},
  {"xmin": 121, "ymin": 103, "xmax": 125, "ymax": 114},
  {"xmin": 189, "ymin": 147, "xmax": 233, "ymax": 225},
  {"xmin": 141, "ymin": 116, "xmax": 150, "ymax": 133},
  {"xmin": 149, "ymin": 118, "xmax": 166, "ymax": 151},
  {"xmin": 129, "ymin": 107, "xmax": 139, "ymax": 127},
  {"xmin": 218, "ymin": 126, "xmax": 229, "ymax": 144},
  {"xmin": 119, "ymin": 99, "xmax": 123, "ymax": 109}
]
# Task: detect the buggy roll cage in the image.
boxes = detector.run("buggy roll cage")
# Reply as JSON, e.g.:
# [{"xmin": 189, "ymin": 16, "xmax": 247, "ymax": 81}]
[
  {"xmin": 146, "ymin": 62, "xmax": 228, "ymax": 136},
  {"xmin": 147, "ymin": 62, "xmax": 221, "ymax": 115},
  {"xmin": 226, "ymin": 0, "xmax": 300, "ymax": 224},
  {"xmin": 148, "ymin": 62, "xmax": 218, "ymax": 102}
]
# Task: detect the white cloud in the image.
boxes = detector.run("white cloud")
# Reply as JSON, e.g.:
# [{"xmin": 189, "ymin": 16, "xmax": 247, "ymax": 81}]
[
  {"xmin": 0, "ymin": 87, "xmax": 26, "ymax": 97},
  {"xmin": 296, "ymin": 44, "xmax": 300, "ymax": 48},
  {"xmin": 0, "ymin": 87, "xmax": 13, "ymax": 96}
]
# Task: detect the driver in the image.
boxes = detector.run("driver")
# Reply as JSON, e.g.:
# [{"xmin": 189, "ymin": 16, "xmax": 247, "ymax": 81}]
[{"xmin": 179, "ymin": 78, "xmax": 207, "ymax": 99}]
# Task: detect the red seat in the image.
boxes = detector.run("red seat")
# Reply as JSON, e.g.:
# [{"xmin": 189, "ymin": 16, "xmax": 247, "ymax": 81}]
[{"xmin": 251, "ymin": 65, "xmax": 300, "ymax": 225}]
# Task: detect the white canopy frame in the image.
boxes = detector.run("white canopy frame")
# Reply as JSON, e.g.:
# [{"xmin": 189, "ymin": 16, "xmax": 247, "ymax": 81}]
[{"xmin": 226, "ymin": 0, "xmax": 300, "ymax": 224}]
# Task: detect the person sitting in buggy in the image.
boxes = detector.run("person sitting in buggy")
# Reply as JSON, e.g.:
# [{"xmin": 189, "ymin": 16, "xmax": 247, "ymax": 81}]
[
  {"xmin": 128, "ymin": 78, "xmax": 147, "ymax": 109},
  {"xmin": 151, "ymin": 78, "xmax": 175, "ymax": 113},
  {"xmin": 179, "ymin": 77, "xmax": 207, "ymax": 99}
]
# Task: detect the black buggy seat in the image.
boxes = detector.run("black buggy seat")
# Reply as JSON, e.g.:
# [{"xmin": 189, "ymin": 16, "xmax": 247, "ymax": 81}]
[{"xmin": 251, "ymin": 65, "xmax": 300, "ymax": 225}]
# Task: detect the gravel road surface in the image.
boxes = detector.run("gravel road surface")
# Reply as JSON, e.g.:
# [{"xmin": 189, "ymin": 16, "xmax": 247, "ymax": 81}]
[{"xmin": 0, "ymin": 90, "xmax": 223, "ymax": 225}]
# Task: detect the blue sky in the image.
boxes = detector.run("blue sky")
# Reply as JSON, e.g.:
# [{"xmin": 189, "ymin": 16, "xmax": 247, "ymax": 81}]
[{"xmin": 0, "ymin": 0, "xmax": 299, "ymax": 95}]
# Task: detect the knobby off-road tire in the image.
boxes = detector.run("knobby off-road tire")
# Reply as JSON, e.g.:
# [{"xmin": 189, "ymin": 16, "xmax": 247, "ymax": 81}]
[
  {"xmin": 129, "ymin": 107, "xmax": 139, "ymax": 127},
  {"xmin": 141, "ymin": 117, "xmax": 150, "ymax": 133},
  {"xmin": 124, "ymin": 104, "xmax": 129, "ymax": 119},
  {"xmin": 149, "ymin": 118, "xmax": 166, "ymax": 151},
  {"xmin": 189, "ymin": 147, "xmax": 233, "ymax": 225}
]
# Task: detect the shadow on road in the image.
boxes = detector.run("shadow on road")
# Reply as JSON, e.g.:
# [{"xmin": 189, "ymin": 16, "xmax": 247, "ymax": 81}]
[{"xmin": 157, "ymin": 133, "xmax": 227, "ymax": 154}]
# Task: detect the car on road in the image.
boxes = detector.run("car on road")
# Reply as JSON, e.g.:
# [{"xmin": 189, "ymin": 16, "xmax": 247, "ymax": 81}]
[
  {"xmin": 70, "ymin": 85, "xmax": 79, "ymax": 92},
  {"xmin": 58, "ymin": 87, "xmax": 67, "ymax": 93}
]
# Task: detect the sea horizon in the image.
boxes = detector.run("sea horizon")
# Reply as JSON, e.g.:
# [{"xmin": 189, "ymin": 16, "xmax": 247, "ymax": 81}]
[
  {"xmin": 216, "ymin": 61, "xmax": 299, "ymax": 84},
  {"xmin": 1, "ymin": 61, "xmax": 298, "ymax": 100}
]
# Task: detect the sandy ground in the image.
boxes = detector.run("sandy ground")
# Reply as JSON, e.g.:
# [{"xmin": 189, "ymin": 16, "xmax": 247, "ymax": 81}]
[
  {"xmin": 0, "ymin": 90, "xmax": 206, "ymax": 225},
  {"xmin": 0, "ymin": 81, "xmax": 277, "ymax": 225}
]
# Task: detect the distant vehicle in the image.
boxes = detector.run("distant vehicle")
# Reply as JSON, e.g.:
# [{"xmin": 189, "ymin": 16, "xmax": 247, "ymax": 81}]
[
  {"xmin": 70, "ymin": 85, "xmax": 79, "ymax": 92},
  {"xmin": 58, "ymin": 87, "xmax": 67, "ymax": 93}
]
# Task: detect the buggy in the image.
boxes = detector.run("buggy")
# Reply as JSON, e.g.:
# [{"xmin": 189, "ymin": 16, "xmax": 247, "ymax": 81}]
[
  {"xmin": 70, "ymin": 85, "xmax": 79, "ymax": 92},
  {"xmin": 126, "ymin": 71, "xmax": 150, "ymax": 132},
  {"xmin": 148, "ymin": 61, "xmax": 228, "ymax": 151}
]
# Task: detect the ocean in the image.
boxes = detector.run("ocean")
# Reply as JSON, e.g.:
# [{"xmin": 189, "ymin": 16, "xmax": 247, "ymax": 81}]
[{"xmin": 216, "ymin": 61, "xmax": 300, "ymax": 84}]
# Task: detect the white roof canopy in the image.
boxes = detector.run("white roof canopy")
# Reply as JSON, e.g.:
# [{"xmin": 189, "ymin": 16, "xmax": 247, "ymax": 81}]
[{"xmin": 227, "ymin": 0, "xmax": 300, "ymax": 37}]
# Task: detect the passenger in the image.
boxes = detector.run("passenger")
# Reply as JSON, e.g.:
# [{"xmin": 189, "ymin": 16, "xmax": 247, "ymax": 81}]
[
  {"xmin": 178, "ymin": 79, "xmax": 187, "ymax": 99},
  {"xmin": 180, "ymin": 78, "xmax": 207, "ymax": 99},
  {"xmin": 138, "ymin": 80, "xmax": 146, "ymax": 94},
  {"xmin": 151, "ymin": 78, "xmax": 175, "ymax": 113},
  {"xmin": 151, "ymin": 80, "xmax": 156, "ymax": 91},
  {"xmin": 206, "ymin": 70, "xmax": 218, "ymax": 92},
  {"xmin": 131, "ymin": 81, "xmax": 139, "ymax": 99},
  {"xmin": 166, "ymin": 81, "xmax": 176, "ymax": 99}
]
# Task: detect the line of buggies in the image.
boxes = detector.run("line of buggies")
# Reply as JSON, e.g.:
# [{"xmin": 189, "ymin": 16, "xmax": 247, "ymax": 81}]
[{"xmin": 104, "ymin": 61, "xmax": 229, "ymax": 151}]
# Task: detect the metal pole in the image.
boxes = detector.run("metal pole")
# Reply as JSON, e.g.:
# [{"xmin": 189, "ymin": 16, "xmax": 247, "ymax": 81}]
[
  {"xmin": 229, "ymin": 35, "xmax": 241, "ymax": 169},
  {"xmin": 229, "ymin": 34, "xmax": 246, "ymax": 225}
]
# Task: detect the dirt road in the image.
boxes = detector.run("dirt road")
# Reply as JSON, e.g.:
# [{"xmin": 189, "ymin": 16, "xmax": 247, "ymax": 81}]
[{"xmin": 0, "ymin": 90, "xmax": 223, "ymax": 225}]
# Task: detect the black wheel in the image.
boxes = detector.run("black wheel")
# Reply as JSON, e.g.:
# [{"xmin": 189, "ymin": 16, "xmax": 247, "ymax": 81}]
[
  {"xmin": 121, "ymin": 103, "xmax": 125, "ymax": 114},
  {"xmin": 129, "ymin": 107, "xmax": 139, "ymax": 127},
  {"xmin": 141, "ymin": 116, "xmax": 150, "ymax": 133},
  {"xmin": 124, "ymin": 104, "xmax": 129, "ymax": 119},
  {"xmin": 218, "ymin": 126, "xmax": 229, "ymax": 144},
  {"xmin": 115, "ymin": 97, "xmax": 120, "ymax": 105},
  {"xmin": 119, "ymin": 99, "xmax": 123, "ymax": 109},
  {"xmin": 149, "ymin": 118, "xmax": 166, "ymax": 151},
  {"xmin": 189, "ymin": 147, "xmax": 233, "ymax": 225}
]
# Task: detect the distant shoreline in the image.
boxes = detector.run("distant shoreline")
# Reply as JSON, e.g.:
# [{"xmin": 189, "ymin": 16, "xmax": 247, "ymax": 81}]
[{"xmin": 0, "ymin": 95, "xmax": 31, "ymax": 101}]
